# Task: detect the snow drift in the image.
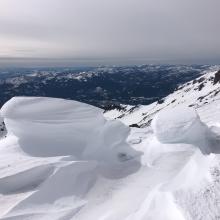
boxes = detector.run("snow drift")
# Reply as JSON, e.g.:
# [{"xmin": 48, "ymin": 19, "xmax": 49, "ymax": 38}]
[
  {"xmin": 0, "ymin": 94, "xmax": 220, "ymax": 220},
  {"xmin": 1, "ymin": 97, "xmax": 141, "ymax": 165},
  {"xmin": 152, "ymin": 106, "xmax": 220, "ymax": 154},
  {"xmin": 0, "ymin": 97, "xmax": 142, "ymax": 219}
]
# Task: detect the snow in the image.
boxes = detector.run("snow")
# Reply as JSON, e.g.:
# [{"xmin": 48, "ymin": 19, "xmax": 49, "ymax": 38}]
[
  {"xmin": 1, "ymin": 97, "xmax": 140, "ymax": 165},
  {"xmin": 152, "ymin": 106, "xmax": 220, "ymax": 155},
  {"xmin": 0, "ymin": 97, "xmax": 142, "ymax": 220},
  {"xmin": 1, "ymin": 68, "xmax": 220, "ymax": 220},
  {"xmin": 105, "ymin": 69, "xmax": 220, "ymax": 128},
  {"xmin": 102, "ymin": 68, "xmax": 220, "ymax": 219},
  {"xmin": 152, "ymin": 106, "xmax": 199, "ymax": 144}
]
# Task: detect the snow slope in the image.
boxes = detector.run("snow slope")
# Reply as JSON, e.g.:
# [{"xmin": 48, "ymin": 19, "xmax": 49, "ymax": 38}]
[
  {"xmin": 105, "ymin": 66, "xmax": 220, "ymax": 127},
  {"xmin": 0, "ymin": 68, "xmax": 220, "ymax": 220}
]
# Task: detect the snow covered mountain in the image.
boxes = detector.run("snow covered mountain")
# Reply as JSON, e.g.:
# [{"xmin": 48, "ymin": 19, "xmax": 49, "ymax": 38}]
[
  {"xmin": 105, "ymin": 67, "xmax": 220, "ymax": 128},
  {"xmin": 0, "ymin": 65, "xmax": 211, "ymax": 108},
  {"xmin": 0, "ymin": 68, "xmax": 220, "ymax": 220}
]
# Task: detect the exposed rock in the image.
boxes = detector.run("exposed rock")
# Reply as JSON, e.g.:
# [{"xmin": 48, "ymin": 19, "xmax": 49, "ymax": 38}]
[
  {"xmin": 192, "ymin": 77, "xmax": 205, "ymax": 84},
  {"xmin": 184, "ymin": 88, "xmax": 191, "ymax": 92},
  {"xmin": 197, "ymin": 96, "xmax": 204, "ymax": 102},
  {"xmin": 213, "ymin": 70, "xmax": 220, "ymax": 84},
  {"xmin": 178, "ymin": 85, "xmax": 184, "ymax": 90},
  {"xmin": 128, "ymin": 106, "xmax": 139, "ymax": 114},
  {"xmin": 188, "ymin": 104, "xmax": 194, "ymax": 107},
  {"xmin": 193, "ymin": 79, "xmax": 198, "ymax": 84},
  {"xmin": 209, "ymin": 76, "xmax": 214, "ymax": 82},
  {"xmin": 198, "ymin": 83, "xmax": 205, "ymax": 91},
  {"xmin": 129, "ymin": 123, "xmax": 140, "ymax": 128},
  {"xmin": 0, "ymin": 119, "xmax": 6, "ymax": 138},
  {"xmin": 198, "ymin": 77, "xmax": 205, "ymax": 83},
  {"xmin": 157, "ymin": 98, "xmax": 165, "ymax": 104},
  {"xmin": 214, "ymin": 90, "xmax": 220, "ymax": 96},
  {"xmin": 103, "ymin": 104, "xmax": 126, "ymax": 112}
]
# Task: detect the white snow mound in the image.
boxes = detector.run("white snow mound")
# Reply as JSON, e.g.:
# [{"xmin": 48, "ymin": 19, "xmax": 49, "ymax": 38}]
[
  {"xmin": 0, "ymin": 97, "xmax": 142, "ymax": 219},
  {"xmin": 1, "ymin": 95, "xmax": 220, "ymax": 220},
  {"xmin": 152, "ymin": 107, "xmax": 200, "ymax": 143},
  {"xmin": 1, "ymin": 97, "xmax": 140, "ymax": 164},
  {"xmin": 152, "ymin": 106, "xmax": 220, "ymax": 154}
]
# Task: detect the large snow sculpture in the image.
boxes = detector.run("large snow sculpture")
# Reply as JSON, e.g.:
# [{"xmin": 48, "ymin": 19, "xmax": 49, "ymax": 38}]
[
  {"xmin": 152, "ymin": 106, "xmax": 220, "ymax": 154},
  {"xmin": 1, "ymin": 97, "xmax": 141, "ymax": 166}
]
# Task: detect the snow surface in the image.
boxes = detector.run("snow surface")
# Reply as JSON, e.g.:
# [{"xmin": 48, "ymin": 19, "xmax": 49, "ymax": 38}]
[
  {"xmin": 104, "ymin": 67, "xmax": 220, "ymax": 128},
  {"xmin": 152, "ymin": 106, "xmax": 220, "ymax": 155},
  {"xmin": 152, "ymin": 106, "xmax": 200, "ymax": 144},
  {"xmin": 1, "ymin": 69, "xmax": 220, "ymax": 220}
]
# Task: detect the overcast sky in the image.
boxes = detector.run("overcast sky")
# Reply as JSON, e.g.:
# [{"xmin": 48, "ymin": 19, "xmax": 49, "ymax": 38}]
[{"xmin": 0, "ymin": 0, "xmax": 220, "ymax": 65}]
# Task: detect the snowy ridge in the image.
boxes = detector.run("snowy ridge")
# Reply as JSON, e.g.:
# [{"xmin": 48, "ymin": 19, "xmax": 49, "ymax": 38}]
[
  {"xmin": 0, "ymin": 68, "xmax": 220, "ymax": 219},
  {"xmin": 105, "ymin": 68, "xmax": 220, "ymax": 127}
]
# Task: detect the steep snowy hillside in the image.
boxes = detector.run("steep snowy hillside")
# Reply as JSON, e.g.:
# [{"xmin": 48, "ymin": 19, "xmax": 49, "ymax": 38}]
[
  {"xmin": 0, "ymin": 68, "xmax": 220, "ymax": 220},
  {"xmin": 105, "ymin": 68, "xmax": 220, "ymax": 128}
]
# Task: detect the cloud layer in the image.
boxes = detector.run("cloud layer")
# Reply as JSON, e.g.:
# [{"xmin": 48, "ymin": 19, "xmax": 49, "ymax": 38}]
[{"xmin": 0, "ymin": 0, "xmax": 220, "ymax": 64}]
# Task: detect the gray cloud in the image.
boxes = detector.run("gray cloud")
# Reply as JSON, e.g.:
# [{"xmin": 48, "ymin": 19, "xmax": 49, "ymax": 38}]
[{"xmin": 0, "ymin": 0, "xmax": 220, "ymax": 64}]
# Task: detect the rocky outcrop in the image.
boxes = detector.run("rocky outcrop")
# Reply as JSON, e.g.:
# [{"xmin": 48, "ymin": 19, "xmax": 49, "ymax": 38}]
[
  {"xmin": 0, "ymin": 117, "xmax": 6, "ymax": 138},
  {"xmin": 213, "ymin": 70, "xmax": 220, "ymax": 84}
]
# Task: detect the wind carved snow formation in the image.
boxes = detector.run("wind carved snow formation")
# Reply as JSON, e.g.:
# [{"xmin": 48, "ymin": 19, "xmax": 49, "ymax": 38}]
[
  {"xmin": 152, "ymin": 106, "xmax": 220, "ymax": 155},
  {"xmin": 1, "ymin": 67, "xmax": 220, "ymax": 220}
]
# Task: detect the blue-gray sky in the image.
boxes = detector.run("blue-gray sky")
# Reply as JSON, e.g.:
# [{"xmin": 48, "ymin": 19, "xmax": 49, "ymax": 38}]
[{"xmin": 0, "ymin": 0, "xmax": 220, "ymax": 65}]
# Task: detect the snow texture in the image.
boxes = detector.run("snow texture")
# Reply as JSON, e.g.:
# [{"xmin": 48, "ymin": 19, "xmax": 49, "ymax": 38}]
[
  {"xmin": 1, "ymin": 97, "xmax": 140, "ymax": 165},
  {"xmin": 1, "ymin": 68, "xmax": 220, "ymax": 220},
  {"xmin": 152, "ymin": 106, "xmax": 220, "ymax": 154}
]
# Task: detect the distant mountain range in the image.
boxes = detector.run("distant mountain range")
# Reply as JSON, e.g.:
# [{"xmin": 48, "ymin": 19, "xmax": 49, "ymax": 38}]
[{"xmin": 0, "ymin": 65, "xmax": 216, "ymax": 109}]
